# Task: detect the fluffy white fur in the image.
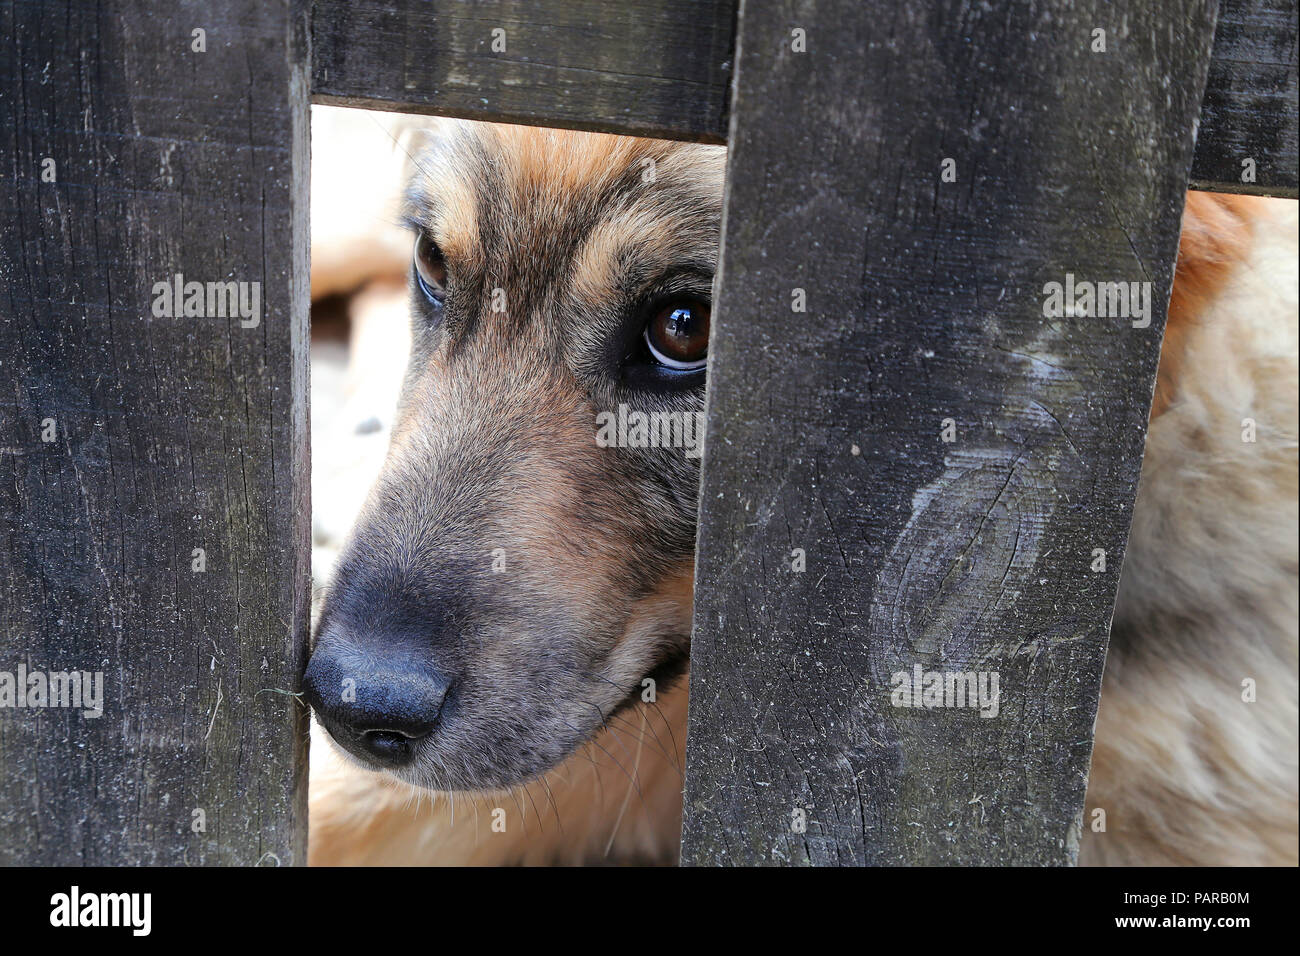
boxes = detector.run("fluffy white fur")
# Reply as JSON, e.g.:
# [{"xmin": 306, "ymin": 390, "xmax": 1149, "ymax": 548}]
[{"xmin": 1080, "ymin": 198, "xmax": 1298, "ymax": 865}]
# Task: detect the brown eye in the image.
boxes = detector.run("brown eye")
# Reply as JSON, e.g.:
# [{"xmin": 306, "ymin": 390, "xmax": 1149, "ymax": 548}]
[
  {"xmin": 644, "ymin": 299, "xmax": 710, "ymax": 370},
  {"xmin": 413, "ymin": 232, "xmax": 448, "ymax": 301}
]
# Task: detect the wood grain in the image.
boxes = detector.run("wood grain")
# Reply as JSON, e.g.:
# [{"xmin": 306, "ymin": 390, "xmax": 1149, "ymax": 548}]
[
  {"xmin": 311, "ymin": 0, "xmax": 1293, "ymax": 195},
  {"xmin": 311, "ymin": 0, "xmax": 736, "ymax": 143},
  {"xmin": 681, "ymin": 0, "xmax": 1220, "ymax": 866},
  {"xmin": 0, "ymin": 0, "xmax": 310, "ymax": 864},
  {"xmin": 1191, "ymin": 0, "xmax": 1299, "ymax": 196}
]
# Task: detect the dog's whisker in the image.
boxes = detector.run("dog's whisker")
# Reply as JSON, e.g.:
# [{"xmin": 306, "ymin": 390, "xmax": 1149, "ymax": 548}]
[
  {"xmin": 561, "ymin": 717, "xmax": 643, "ymax": 803},
  {"xmin": 605, "ymin": 708, "xmax": 676, "ymax": 767},
  {"xmin": 604, "ymin": 707, "xmax": 649, "ymax": 858}
]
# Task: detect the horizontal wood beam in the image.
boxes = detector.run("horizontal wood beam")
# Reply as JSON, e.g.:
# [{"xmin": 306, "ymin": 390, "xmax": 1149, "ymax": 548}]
[
  {"xmin": 1190, "ymin": 0, "xmax": 1298, "ymax": 196},
  {"xmin": 311, "ymin": 0, "xmax": 1296, "ymax": 196},
  {"xmin": 310, "ymin": 0, "xmax": 736, "ymax": 143}
]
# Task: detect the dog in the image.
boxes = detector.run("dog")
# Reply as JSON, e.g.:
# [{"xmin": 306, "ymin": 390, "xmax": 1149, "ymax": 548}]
[{"xmin": 305, "ymin": 119, "xmax": 1298, "ymax": 866}]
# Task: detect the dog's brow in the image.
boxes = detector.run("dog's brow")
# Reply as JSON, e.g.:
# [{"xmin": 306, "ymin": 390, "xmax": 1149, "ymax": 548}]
[
  {"xmin": 402, "ymin": 168, "xmax": 485, "ymax": 268},
  {"xmin": 399, "ymin": 122, "xmax": 724, "ymax": 309},
  {"xmin": 566, "ymin": 194, "xmax": 721, "ymax": 304}
]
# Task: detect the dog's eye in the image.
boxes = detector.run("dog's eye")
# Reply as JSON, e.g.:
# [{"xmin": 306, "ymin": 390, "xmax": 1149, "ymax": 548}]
[
  {"xmin": 644, "ymin": 299, "xmax": 710, "ymax": 370},
  {"xmin": 413, "ymin": 232, "xmax": 447, "ymax": 302}
]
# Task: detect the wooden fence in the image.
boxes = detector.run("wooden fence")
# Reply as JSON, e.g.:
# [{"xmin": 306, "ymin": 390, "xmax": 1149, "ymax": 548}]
[{"xmin": 0, "ymin": 0, "xmax": 1295, "ymax": 865}]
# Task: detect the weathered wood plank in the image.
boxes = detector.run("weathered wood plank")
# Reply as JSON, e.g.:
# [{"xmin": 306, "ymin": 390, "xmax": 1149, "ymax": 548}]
[
  {"xmin": 682, "ymin": 0, "xmax": 1220, "ymax": 865},
  {"xmin": 310, "ymin": 0, "xmax": 1290, "ymax": 193},
  {"xmin": 310, "ymin": 0, "xmax": 735, "ymax": 142},
  {"xmin": 1191, "ymin": 0, "xmax": 1298, "ymax": 196},
  {"xmin": 0, "ymin": 0, "xmax": 311, "ymax": 864}
]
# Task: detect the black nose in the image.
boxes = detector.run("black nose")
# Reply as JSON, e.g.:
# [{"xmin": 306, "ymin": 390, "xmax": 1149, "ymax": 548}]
[
  {"xmin": 303, "ymin": 628, "xmax": 452, "ymax": 769},
  {"xmin": 359, "ymin": 729, "xmax": 418, "ymax": 765}
]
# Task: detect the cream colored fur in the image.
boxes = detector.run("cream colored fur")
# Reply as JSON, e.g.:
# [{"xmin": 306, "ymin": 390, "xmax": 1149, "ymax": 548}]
[
  {"xmin": 308, "ymin": 681, "xmax": 688, "ymax": 865},
  {"xmin": 1080, "ymin": 198, "xmax": 1299, "ymax": 865}
]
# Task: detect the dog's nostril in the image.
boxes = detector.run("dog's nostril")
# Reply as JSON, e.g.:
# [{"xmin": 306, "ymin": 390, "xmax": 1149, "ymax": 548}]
[
  {"xmin": 359, "ymin": 729, "xmax": 419, "ymax": 767},
  {"xmin": 304, "ymin": 623, "xmax": 455, "ymax": 769}
]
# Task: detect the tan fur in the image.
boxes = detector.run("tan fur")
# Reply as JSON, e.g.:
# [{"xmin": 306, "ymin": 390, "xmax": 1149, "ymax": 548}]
[
  {"xmin": 310, "ymin": 116, "xmax": 1297, "ymax": 866},
  {"xmin": 1080, "ymin": 195, "xmax": 1298, "ymax": 865},
  {"xmin": 1152, "ymin": 193, "xmax": 1260, "ymax": 419},
  {"xmin": 308, "ymin": 692, "xmax": 688, "ymax": 866}
]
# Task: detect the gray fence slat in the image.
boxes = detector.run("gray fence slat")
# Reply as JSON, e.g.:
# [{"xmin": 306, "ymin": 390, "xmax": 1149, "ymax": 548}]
[
  {"xmin": 681, "ymin": 0, "xmax": 1221, "ymax": 866},
  {"xmin": 310, "ymin": 0, "xmax": 1294, "ymax": 195},
  {"xmin": 310, "ymin": 0, "xmax": 736, "ymax": 143},
  {"xmin": 1191, "ymin": 0, "xmax": 1299, "ymax": 196},
  {"xmin": 0, "ymin": 0, "xmax": 310, "ymax": 864}
]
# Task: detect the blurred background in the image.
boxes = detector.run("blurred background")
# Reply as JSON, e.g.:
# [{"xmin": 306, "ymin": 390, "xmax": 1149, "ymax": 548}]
[{"xmin": 309, "ymin": 105, "xmax": 426, "ymax": 618}]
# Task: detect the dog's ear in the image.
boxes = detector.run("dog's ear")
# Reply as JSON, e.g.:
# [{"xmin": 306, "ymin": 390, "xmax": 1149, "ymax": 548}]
[
  {"xmin": 1170, "ymin": 192, "xmax": 1258, "ymax": 324},
  {"xmin": 390, "ymin": 116, "xmax": 446, "ymax": 185},
  {"xmin": 310, "ymin": 107, "xmax": 444, "ymax": 300},
  {"xmin": 1151, "ymin": 193, "xmax": 1260, "ymax": 418}
]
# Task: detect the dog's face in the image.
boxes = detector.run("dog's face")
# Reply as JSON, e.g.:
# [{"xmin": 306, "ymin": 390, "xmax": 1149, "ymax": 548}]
[{"xmin": 304, "ymin": 122, "xmax": 724, "ymax": 791}]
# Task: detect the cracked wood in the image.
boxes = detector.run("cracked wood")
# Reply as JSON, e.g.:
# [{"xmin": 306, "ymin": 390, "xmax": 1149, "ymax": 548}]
[
  {"xmin": 680, "ymin": 0, "xmax": 1220, "ymax": 866},
  {"xmin": 0, "ymin": 0, "xmax": 310, "ymax": 865}
]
